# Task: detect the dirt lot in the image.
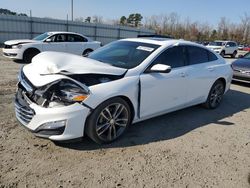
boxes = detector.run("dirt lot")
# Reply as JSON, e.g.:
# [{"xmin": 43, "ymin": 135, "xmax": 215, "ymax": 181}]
[{"xmin": 0, "ymin": 51, "xmax": 250, "ymax": 188}]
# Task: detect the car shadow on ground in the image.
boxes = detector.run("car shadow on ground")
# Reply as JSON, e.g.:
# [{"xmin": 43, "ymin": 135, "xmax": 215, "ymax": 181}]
[{"xmin": 56, "ymin": 87, "xmax": 250, "ymax": 151}]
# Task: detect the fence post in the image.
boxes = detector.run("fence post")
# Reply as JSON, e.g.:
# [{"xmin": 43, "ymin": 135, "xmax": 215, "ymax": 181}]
[
  {"xmin": 94, "ymin": 24, "xmax": 97, "ymax": 40},
  {"xmin": 117, "ymin": 26, "xmax": 121, "ymax": 39},
  {"xmin": 30, "ymin": 17, "xmax": 33, "ymax": 39},
  {"xmin": 66, "ymin": 20, "xmax": 69, "ymax": 32}
]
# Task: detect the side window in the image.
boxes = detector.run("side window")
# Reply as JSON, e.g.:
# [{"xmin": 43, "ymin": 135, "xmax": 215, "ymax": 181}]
[
  {"xmin": 208, "ymin": 50, "xmax": 218, "ymax": 61},
  {"xmin": 152, "ymin": 46, "xmax": 186, "ymax": 68},
  {"xmin": 55, "ymin": 34, "xmax": 66, "ymax": 42},
  {"xmin": 67, "ymin": 34, "xmax": 87, "ymax": 42},
  {"xmin": 187, "ymin": 46, "xmax": 209, "ymax": 65},
  {"xmin": 47, "ymin": 35, "xmax": 56, "ymax": 42}
]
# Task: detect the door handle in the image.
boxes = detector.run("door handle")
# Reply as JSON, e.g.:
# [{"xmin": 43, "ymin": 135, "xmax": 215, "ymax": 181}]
[
  {"xmin": 208, "ymin": 67, "xmax": 215, "ymax": 72},
  {"xmin": 180, "ymin": 72, "xmax": 186, "ymax": 77}
]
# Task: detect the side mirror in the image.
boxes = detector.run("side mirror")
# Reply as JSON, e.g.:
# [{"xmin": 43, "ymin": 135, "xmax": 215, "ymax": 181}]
[
  {"xmin": 45, "ymin": 38, "xmax": 52, "ymax": 43},
  {"xmin": 148, "ymin": 64, "xmax": 171, "ymax": 73},
  {"xmin": 226, "ymin": 44, "xmax": 230, "ymax": 48},
  {"xmin": 238, "ymin": 54, "xmax": 244, "ymax": 58}
]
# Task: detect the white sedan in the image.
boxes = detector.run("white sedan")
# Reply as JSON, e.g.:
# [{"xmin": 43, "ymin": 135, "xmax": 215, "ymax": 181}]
[
  {"xmin": 3, "ymin": 31, "xmax": 101, "ymax": 63},
  {"xmin": 15, "ymin": 38, "xmax": 233, "ymax": 144}
]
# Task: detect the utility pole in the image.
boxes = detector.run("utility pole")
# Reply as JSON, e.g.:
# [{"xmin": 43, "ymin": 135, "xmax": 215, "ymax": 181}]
[{"xmin": 71, "ymin": 0, "xmax": 73, "ymax": 21}]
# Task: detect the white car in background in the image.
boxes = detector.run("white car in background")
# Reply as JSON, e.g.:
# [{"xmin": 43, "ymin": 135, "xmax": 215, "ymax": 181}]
[
  {"xmin": 207, "ymin": 40, "xmax": 238, "ymax": 58},
  {"xmin": 3, "ymin": 31, "xmax": 101, "ymax": 63},
  {"xmin": 15, "ymin": 38, "xmax": 233, "ymax": 144}
]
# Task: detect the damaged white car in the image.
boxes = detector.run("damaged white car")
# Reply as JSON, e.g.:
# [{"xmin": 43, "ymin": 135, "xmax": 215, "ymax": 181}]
[{"xmin": 15, "ymin": 38, "xmax": 233, "ymax": 144}]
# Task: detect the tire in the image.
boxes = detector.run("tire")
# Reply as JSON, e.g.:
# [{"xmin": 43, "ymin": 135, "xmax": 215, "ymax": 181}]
[
  {"xmin": 231, "ymin": 51, "xmax": 237, "ymax": 58},
  {"xmin": 203, "ymin": 80, "xmax": 225, "ymax": 109},
  {"xmin": 220, "ymin": 51, "xmax": 225, "ymax": 58},
  {"xmin": 85, "ymin": 97, "xmax": 132, "ymax": 144},
  {"xmin": 82, "ymin": 49, "xmax": 93, "ymax": 57},
  {"xmin": 23, "ymin": 49, "xmax": 40, "ymax": 63}
]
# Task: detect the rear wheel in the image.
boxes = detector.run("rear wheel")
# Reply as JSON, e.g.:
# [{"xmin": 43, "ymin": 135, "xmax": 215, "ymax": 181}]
[
  {"xmin": 23, "ymin": 49, "xmax": 40, "ymax": 63},
  {"xmin": 85, "ymin": 97, "xmax": 132, "ymax": 144},
  {"xmin": 203, "ymin": 80, "xmax": 225, "ymax": 109},
  {"xmin": 82, "ymin": 49, "xmax": 93, "ymax": 57}
]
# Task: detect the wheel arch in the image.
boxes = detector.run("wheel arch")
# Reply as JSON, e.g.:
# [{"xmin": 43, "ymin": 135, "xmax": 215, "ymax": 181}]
[
  {"xmin": 23, "ymin": 47, "xmax": 41, "ymax": 54},
  {"xmin": 82, "ymin": 48, "xmax": 93, "ymax": 55},
  {"xmin": 86, "ymin": 95, "xmax": 136, "ymax": 123},
  {"xmin": 216, "ymin": 77, "xmax": 226, "ymax": 92},
  {"xmin": 23, "ymin": 47, "xmax": 41, "ymax": 59}
]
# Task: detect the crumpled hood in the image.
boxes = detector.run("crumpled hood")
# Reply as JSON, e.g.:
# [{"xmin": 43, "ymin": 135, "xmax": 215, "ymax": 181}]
[
  {"xmin": 4, "ymin": 39, "xmax": 39, "ymax": 45},
  {"xmin": 23, "ymin": 51, "xmax": 127, "ymax": 87}
]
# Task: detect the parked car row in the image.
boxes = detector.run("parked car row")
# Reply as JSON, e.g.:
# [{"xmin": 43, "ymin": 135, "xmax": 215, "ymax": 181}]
[{"xmin": 3, "ymin": 31, "xmax": 101, "ymax": 63}]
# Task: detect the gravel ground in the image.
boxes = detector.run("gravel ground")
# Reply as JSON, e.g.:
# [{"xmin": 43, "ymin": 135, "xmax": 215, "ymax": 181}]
[{"xmin": 0, "ymin": 50, "xmax": 250, "ymax": 188}]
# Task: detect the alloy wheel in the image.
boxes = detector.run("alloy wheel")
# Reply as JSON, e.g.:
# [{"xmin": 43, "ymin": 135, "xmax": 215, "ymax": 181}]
[{"xmin": 95, "ymin": 103, "xmax": 129, "ymax": 141}]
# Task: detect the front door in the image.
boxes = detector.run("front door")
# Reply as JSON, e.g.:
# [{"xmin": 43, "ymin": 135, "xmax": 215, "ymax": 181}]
[{"xmin": 140, "ymin": 46, "xmax": 188, "ymax": 118}]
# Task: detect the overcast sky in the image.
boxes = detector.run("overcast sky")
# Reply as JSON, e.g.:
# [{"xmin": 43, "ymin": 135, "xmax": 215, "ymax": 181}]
[{"xmin": 1, "ymin": 0, "xmax": 250, "ymax": 26}]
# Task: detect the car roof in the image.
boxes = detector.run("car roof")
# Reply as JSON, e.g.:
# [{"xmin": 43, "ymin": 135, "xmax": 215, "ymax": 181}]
[
  {"xmin": 46, "ymin": 31, "xmax": 83, "ymax": 36},
  {"xmin": 121, "ymin": 38, "xmax": 206, "ymax": 48}
]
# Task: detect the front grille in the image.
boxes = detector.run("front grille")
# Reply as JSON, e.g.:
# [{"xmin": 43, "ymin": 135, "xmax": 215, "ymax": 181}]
[
  {"xmin": 4, "ymin": 44, "xmax": 12, "ymax": 49},
  {"xmin": 15, "ymin": 90, "xmax": 35, "ymax": 126},
  {"xmin": 233, "ymin": 75, "xmax": 250, "ymax": 82}
]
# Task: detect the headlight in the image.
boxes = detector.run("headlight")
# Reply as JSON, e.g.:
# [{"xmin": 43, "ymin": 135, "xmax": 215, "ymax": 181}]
[
  {"xmin": 33, "ymin": 79, "xmax": 90, "ymax": 107},
  {"xmin": 57, "ymin": 81, "xmax": 89, "ymax": 102},
  {"xmin": 12, "ymin": 44, "xmax": 22, "ymax": 49}
]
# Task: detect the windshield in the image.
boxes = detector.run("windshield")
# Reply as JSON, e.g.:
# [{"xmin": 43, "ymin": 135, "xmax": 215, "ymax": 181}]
[
  {"xmin": 243, "ymin": 52, "xmax": 250, "ymax": 59},
  {"xmin": 33, "ymin": 33, "xmax": 50, "ymax": 41},
  {"xmin": 209, "ymin": 41, "xmax": 225, "ymax": 46},
  {"xmin": 88, "ymin": 41, "xmax": 160, "ymax": 69}
]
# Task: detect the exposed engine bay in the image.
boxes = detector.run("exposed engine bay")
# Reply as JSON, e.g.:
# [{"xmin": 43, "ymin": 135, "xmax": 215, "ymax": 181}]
[{"xmin": 18, "ymin": 71, "xmax": 124, "ymax": 108}]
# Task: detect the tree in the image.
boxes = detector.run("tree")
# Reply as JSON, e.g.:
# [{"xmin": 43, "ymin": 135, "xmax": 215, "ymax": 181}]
[
  {"xmin": 74, "ymin": 17, "xmax": 84, "ymax": 22},
  {"xmin": 120, "ymin": 16, "xmax": 126, "ymax": 25},
  {"xmin": 0, "ymin": 8, "xmax": 27, "ymax": 16},
  {"xmin": 85, "ymin": 16, "xmax": 91, "ymax": 23},
  {"xmin": 134, "ymin": 13, "xmax": 143, "ymax": 27},
  {"xmin": 92, "ymin": 15, "xmax": 103, "ymax": 23},
  {"xmin": 127, "ymin": 13, "xmax": 143, "ymax": 27},
  {"xmin": 210, "ymin": 30, "xmax": 218, "ymax": 41}
]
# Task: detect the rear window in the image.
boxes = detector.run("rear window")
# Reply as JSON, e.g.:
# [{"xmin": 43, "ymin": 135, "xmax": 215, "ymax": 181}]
[
  {"xmin": 187, "ymin": 46, "xmax": 209, "ymax": 65},
  {"xmin": 67, "ymin": 34, "xmax": 87, "ymax": 42},
  {"xmin": 187, "ymin": 46, "xmax": 218, "ymax": 65}
]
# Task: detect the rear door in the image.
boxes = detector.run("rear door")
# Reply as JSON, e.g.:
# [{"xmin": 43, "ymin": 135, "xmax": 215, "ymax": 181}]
[
  {"xmin": 65, "ymin": 34, "xmax": 88, "ymax": 55},
  {"xmin": 140, "ymin": 46, "xmax": 189, "ymax": 118},
  {"xmin": 185, "ymin": 45, "xmax": 219, "ymax": 103}
]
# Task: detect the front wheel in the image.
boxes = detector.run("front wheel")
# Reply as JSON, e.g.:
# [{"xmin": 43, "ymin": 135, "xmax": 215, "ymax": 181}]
[
  {"xmin": 85, "ymin": 97, "xmax": 132, "ymax": 144},
  {"xmin": 203, "ymin": 80, "xmax": 225, "ymax": 109},
  {"xmin": 23, "ymin": 49, "xmax": 40, "ymax": 63},
  {"xmin": 220, "ymin": 51, "xmax": 225, "ymax": 58},
  {"xmin": 231, "ymin": 51, "xmax": 237, "ymax": 58}
]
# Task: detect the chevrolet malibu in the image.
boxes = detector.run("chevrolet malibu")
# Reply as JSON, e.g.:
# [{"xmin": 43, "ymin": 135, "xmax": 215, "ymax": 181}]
[{"xmin": 15, "ymin": 38, "xmax": 233, "ymax": 144}]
